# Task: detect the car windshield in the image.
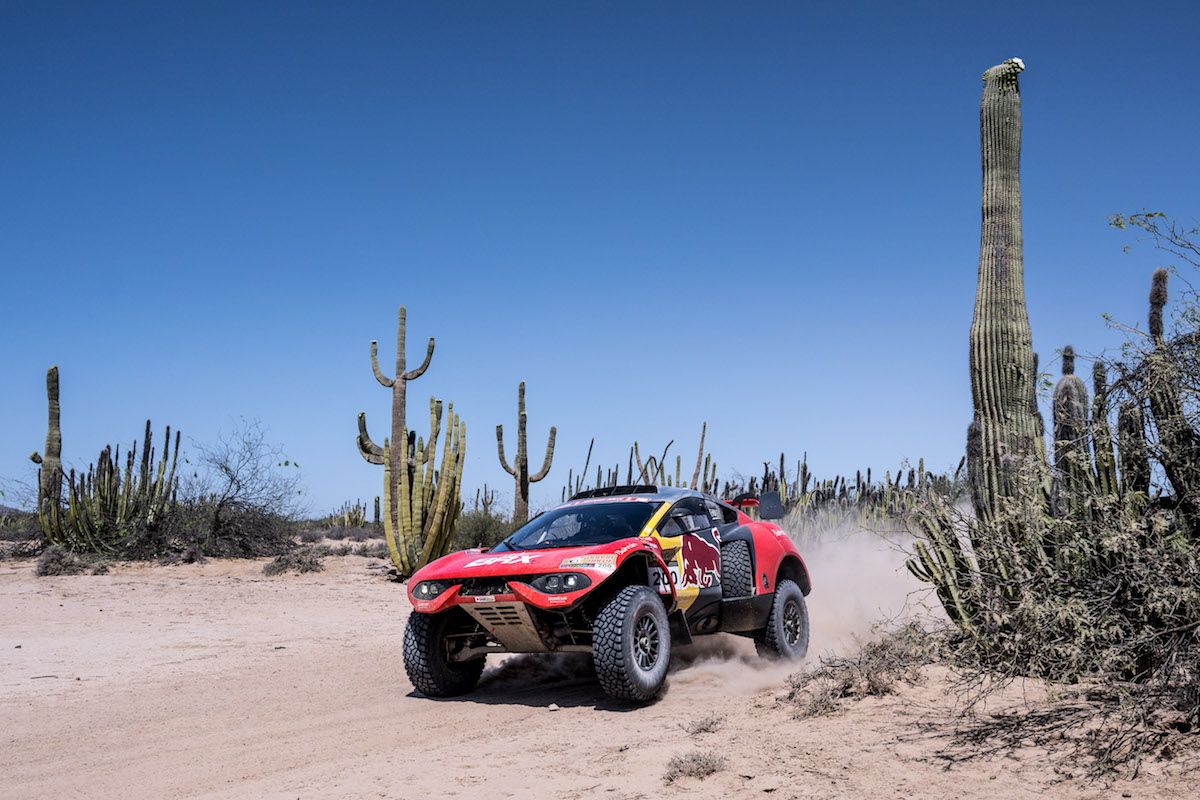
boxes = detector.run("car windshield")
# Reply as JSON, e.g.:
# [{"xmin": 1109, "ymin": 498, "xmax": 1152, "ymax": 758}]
[{"xmin": 492, "ymin": 500, "xmax": 663, "ymax": 551}]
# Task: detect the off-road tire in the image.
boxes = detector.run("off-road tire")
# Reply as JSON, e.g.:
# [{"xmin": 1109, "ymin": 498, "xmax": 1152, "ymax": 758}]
[
  {"xmin": 403, "ymin": 611, "xmax": 485, "ymax": 697},
  {"xmin": 593, "ymin": 585, "xmax": 671, "ymax": 701},
  {"xmin": 755, "ymin": 579, "xmax": 809, "ymax": 660},
  {"xmin": 721, "ymin": 540, "xmax": 753, "ymax": 598}
]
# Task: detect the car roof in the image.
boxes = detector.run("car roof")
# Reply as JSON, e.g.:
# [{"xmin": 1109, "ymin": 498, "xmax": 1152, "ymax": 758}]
[{"xmin": 567, "ymin": 484, "xmax": 719, "ymax": 505}]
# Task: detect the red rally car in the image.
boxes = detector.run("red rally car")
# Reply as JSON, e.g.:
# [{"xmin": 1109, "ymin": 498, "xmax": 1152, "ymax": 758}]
[{"xmin": 403, "ymin": 486, "xmax": 811, "ymax": 702}]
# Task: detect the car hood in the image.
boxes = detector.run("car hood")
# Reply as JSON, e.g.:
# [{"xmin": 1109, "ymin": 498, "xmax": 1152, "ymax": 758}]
[{"xmin": 413, "ymin": 539, "xmax": 655, "ymax": 582}]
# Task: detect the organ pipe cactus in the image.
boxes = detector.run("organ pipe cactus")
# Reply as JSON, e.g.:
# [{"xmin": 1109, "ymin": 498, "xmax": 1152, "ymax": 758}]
[
  {"xmin": 30, "ymin": 366, "xmax": 180, "ymax": 551},
  {"xmin": 1117, "ymin": 400, "xmax": 1151, "ymax": 498},
  {"xmin": 1091, "ymin": 361, "xmax": 1119, "ymax": 497},
  {"xmin": 356, "ymin": 306, "xmax": 466, "ymax": 573},
  {"xmin": 966, "ymin": 57, "xmax": 1046, "ymax": 522},
  {"xmin": 1143, "ymin": 269, "xmax": 1200, "ymax": 516},
  {"xmin": 496, "ymin": 381, "xmax": 556, "ymax": 523},
  {"xmin": 1052, "ymin": 346, "xmax": 1092, "ymax": 515}
]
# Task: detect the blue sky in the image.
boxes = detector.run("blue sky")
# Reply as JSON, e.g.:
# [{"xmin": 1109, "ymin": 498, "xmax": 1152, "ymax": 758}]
[{"xmin": 2, "ymin": 1, "xmax": 1198, "ymax": 514}]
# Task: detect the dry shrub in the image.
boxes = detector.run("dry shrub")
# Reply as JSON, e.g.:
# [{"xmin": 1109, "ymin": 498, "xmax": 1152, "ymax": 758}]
[
  {"xmin": 354, "ymin": 541, "xmax": 389, "ymax": 559},
  {"xmin": 680, "ymin": 713, "xmax": 724, "ymax": 735},
  {"xmin": 662, "ymin": 750, "xmax": 726, "ymax": 783},
  {"xmin": 787, "ymin": 623, "xmax": 944, "ymax": 717},
  {"xmin": 262, "ymin": 548, "xmax": 325, "ymax": 576},
  {"xmin": 36, "ymin": 545, "xmax": 99, "ymax": 576},
  {"xmin": 298, "ymin": 528, "xmax": 324, "ymax": 543}
]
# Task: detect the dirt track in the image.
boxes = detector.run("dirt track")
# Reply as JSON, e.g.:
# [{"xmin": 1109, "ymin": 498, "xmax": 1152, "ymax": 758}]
[{"xmin": 2, "ymin": 554, "xmax": 1194, "ymax": 799}]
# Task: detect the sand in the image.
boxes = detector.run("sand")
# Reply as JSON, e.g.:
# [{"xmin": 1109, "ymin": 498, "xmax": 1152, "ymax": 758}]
[{"xmin": 2, "ymin": 544, "xmax": 1195, "ymax": 799}]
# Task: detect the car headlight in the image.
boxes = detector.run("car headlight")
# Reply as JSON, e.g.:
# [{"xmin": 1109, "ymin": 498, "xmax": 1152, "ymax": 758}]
[
  {"xmin": 412, "ymin": 580, "xmax": 451, "ymax": 599},
  {"xmin": 529, "ymin": 573, "xmax": 592, "ymax": 593}
]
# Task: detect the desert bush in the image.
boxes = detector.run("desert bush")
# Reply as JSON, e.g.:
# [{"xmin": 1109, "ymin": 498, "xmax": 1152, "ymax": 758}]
[
  {"xmin": 262, "ymin": 548, "xmax": 325, "ymax": 576},
  {"xmin": 36, "ymin": 545, "xmax": 103, "ymax": 576},
  {"xmin": 346, "ymin": 527, "xmax": 372, "ymax": 542},
  {"xmin": 451, "ymin": 509, "xmax": 517, "ymax": 551},
  {"xmin": 662, "ymin": 751, "xmax": 726, "ymax": 783},
  {"xmin": 787, "ymin": 623, "xmax": 943, "ymax": 717},
  {"xmin": 298, "ymin": 528, "xmax": 324, "ymax": 543}
]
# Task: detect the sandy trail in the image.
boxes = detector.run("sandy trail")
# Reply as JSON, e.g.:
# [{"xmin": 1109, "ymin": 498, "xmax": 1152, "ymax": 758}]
[{"xmin": 1, "ymin": 541, "xmax": 1193, "ymax": 799}]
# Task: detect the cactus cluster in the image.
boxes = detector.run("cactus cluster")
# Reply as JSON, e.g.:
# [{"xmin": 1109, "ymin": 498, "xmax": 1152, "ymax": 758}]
[
  {"xmin": 560, "ymin": 423, "xmax": 719, "ymax": 501},
  {"xmin": 907, "ymin": 60, "xmax": 1200, "ymax": 669},
  {"xmin": 356, "ymin": 307, "xmax": 465, "ymax": 574},
  {"xmin": 29, "ymin": 366, "xmax": 180, "ymax": 552},
  {"xmin": 496, "ymin": 381, "xmax": 556, "ymax": 523},
  {"xmin": 322, "ymin": 499, "xmax": 368, "ymax": 529}
]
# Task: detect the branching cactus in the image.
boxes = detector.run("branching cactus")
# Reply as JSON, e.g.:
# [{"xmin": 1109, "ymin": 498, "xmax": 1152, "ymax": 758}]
[
  {"xmin": 496, "ymin": 381, "xmax": 556, "ymax": 523},
  {"xmin": 356, "ymin": 306, "xmax": 465, "ymax": 573},
  {"xmin": 967, "ymin": 57, "xmax": 1046, "ymax": 521}
]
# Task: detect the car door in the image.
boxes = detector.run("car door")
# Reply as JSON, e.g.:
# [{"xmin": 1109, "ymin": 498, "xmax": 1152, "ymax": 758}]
[{"xmin": 653, "ymin": 497, "xmax": 722, "ymax": 624}]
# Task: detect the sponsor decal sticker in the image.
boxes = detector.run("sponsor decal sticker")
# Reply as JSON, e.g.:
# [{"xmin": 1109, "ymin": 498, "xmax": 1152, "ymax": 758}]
[
  {"xmin": 464, "ymin": 553, "xmax": 543, "ymax": 568},
  {"xmin": 473, "ymin": 595, "xmax": 496, "ymax": 603},
  {"xmin": 559, "ymin": 553, "xmax": 617, "ymax": 570},
  {"xmin": 547, "ymin": 595, "xmax": 569, "ymax": 605}
]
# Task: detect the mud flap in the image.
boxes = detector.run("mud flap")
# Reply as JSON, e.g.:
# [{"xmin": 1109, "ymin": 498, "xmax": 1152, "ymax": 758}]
[{"xmin": 668, "ymin": 609, "xmax": 693, "ymax": 645}]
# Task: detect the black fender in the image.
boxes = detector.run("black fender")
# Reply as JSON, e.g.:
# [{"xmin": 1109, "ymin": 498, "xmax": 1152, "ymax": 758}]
[{"xmin": 718, "ymin": 524, "xmax": 757, "ymax": 586}]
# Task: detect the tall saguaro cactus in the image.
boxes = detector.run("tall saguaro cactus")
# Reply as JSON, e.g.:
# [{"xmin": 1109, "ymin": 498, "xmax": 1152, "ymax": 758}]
[
  {"xmin": 496, "ymin": 381, "xmax": 556, "ymax": 523},
  {"xmin": 356, "ymin": 307, "xmax": 465, "ymax": 573},
  {"xmin": 966, "ymin": 57, "xmax": 1045, "ymax": 521},
  {"xmin": 31, "ymin": 366, "xmax": 63, "ymax": 520}
]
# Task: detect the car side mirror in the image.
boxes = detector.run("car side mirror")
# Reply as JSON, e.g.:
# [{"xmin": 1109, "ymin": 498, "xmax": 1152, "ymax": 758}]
[{"xmin": 758, "ymin": 491, "xmax": 785, "ymax": 520}]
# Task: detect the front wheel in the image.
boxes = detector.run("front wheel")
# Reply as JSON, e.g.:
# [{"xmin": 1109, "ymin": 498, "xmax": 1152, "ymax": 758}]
[
  {"xmin": 593, "ymin": 585, "xmax": 671, "ymax": 701},
  {"xmin": 755, "ymin": 579, "xmax": 809, "ymax": 660},
  {"xmin": 403, "ymin": 611, "xmax": 486, "ymax": 697}
]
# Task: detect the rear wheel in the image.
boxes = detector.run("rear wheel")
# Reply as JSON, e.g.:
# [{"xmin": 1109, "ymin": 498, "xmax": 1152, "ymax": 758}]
[
  {"xmin": 593, "ymin": 585, "xmax": 671, "ymax": 701},
  {"xmin": 403, "ymin": 611, "xmax": 486, "ymax": 697},
  {"xmin": 755, "ymin": 579, "xmax": 809, "ymax": 660}
]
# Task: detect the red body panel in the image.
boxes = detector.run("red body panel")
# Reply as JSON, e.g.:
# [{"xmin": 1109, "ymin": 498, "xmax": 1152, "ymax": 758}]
[{"xmin": 408, "ymin": 536, "xmax": 676, "ymax": 613}]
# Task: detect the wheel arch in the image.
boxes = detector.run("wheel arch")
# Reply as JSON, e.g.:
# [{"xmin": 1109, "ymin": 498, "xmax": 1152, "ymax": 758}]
[{"xmin": 777, "ymin": 554, "xmax": 812, "ymax": 596}]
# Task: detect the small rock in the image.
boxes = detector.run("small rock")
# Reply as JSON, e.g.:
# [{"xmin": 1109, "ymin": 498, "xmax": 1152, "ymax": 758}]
[{"xmin": 548, "ymin": 703, "xmax": 560, "ymax": 711}]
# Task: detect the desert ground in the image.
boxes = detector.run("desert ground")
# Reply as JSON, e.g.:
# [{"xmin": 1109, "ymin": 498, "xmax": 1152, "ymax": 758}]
[{"xmin": 2, "ymin": 535, "xmax": 1195, "ymax": 800}]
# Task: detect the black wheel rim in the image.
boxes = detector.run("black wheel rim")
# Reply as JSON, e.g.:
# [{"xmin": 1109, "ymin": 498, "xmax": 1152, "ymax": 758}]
[
  {"xmin": 633, "ymin": 614, "xmax": 660, "ymax": 671},
  {"xmin": 782, "ymin": 599, "xmax": 802, "ymax": 646}
]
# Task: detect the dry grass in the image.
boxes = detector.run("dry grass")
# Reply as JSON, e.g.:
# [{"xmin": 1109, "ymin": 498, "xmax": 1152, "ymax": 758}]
[{"xmin": 662, "ymin": 750, "xmax": 726, "ymax": 783}]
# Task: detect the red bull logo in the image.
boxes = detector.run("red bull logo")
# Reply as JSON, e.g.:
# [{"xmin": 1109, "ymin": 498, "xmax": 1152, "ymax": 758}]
[{"xmin": 678, "ymin": 532, "xmax": 721, "ymax": 589}]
